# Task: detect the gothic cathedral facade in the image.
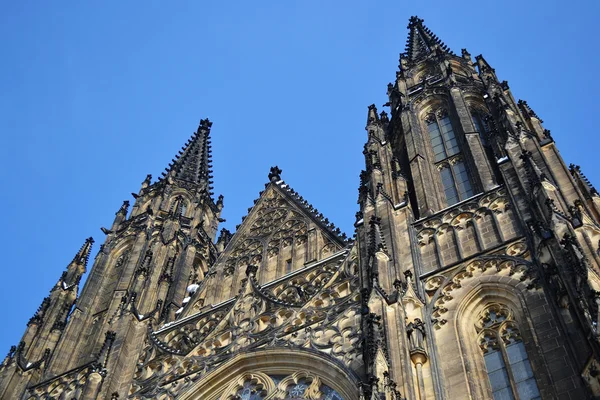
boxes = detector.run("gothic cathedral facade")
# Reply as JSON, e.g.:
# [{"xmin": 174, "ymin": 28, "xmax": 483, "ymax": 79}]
[{"xmin": 2, "ymin": 16, "xmax": 600, "ymax": 400}]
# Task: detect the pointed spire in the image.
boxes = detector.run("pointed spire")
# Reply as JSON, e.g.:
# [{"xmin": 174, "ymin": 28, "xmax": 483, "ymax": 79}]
[
  {"xmin": 163, "ymin": 118, "xmax": 214, "ymax": 189},
  {"xmin": 71, "ymin": 237, "xmax": 94, "ymax": 266},
  {"xmin": 62, "ymin": 237, "xmax": 94, "ymax": 288},
  {"xmin": 404, "ymin": 16, "xmax": 453, "ymax": 63}
]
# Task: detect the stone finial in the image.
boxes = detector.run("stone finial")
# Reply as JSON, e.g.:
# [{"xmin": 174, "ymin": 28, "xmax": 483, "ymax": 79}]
[
  {"xmin": 142, "ymin": 174, "xmax": 152, "ymax": 187},
  {"xmin": 268, "ymin": 166, "xmax": 282, "ymax": 182},
  {"xmin": 199, "ymin": 118, "xmax": 212, "ymax": 130},
  {"xmin": 116, "ymin": 200, "xmax": 130, "ymax": 215},
  {"xmin": 367, "ymin": 104, "xmax": 379, "ymax": 126}
]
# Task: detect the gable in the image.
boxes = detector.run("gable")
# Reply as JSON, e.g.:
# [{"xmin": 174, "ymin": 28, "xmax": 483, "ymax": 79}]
[{"xmin": 188, "ymin": 181, "xmax": 349, "ymax": 310}]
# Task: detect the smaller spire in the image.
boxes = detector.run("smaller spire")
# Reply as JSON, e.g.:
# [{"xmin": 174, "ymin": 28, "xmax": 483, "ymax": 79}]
[
  {"xmin": 162, "ymin": 118, "xmax": 214, "ymax": 190},
  {"xmin": 71, "ymin": 237, "xmax": 94, "ymax": 266},
  {"xmin": 404, "ymin": 16, "xmax": 453, "ymax": 63},
  {"xmin": 62, "ymin": 237, "xmax": 94, "ymax": 288},
  {"xmin": 461, "ymin": 48, "xmax": 472, "ymax": 62},
  {"xmin": 475, "ymin": 54, "xmax": 498, "ymax": 82},
  {"xmin": 216, "ymin": 228, "xmax": 233, "ymax": 252},
  {"xmin": 141, "ymin": 174, "xmax": 152, "ymax": 189},
  {"xmin": 116, "ymin": 200, "xmax": 129, "ymax": 216},
  {"xmin": 367, "ymin": 104, "xmax": 379, "ymax": 127}
]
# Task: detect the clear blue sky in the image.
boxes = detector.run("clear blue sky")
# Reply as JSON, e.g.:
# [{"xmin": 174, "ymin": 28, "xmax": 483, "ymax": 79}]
[{"xmin": 1, "ymin": 1, "xmax": 598, "ymax": 355}]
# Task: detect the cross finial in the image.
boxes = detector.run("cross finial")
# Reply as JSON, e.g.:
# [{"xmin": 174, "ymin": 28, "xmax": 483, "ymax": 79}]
[{"xmin": 268, "ymin": 166, "xmax": 282, "ymax": 182}]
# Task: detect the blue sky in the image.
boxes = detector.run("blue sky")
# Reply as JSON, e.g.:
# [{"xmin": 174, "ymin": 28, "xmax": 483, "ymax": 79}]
[{"xmin": 0, "ymin": 1, "xmax": 598, "ymax": 355}]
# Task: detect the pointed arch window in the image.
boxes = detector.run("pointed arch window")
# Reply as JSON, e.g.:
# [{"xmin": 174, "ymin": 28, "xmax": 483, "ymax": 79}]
[
  {"xmin": 477, "ymin": 305, "xmax": 541, "ymax": 400},
  {"xmin": 426, "ymin": 110, "xmax": 474, "ymax": 206},
  {"xmin": 426, "ymin": 111, "xmax": 460, "ymax": 162}
]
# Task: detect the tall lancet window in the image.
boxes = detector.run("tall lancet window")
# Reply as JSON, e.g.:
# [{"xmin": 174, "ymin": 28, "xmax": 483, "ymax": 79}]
[
  {"xmin": 477, "ymin": 304, "xmax": 541, "ymax": 400},
  {"xmin": 471, "ymin": 111, "xmax": 490, "ymax": 146},
  {"xmin": 425, "ymin": 109, "xmax": 474, "ymax": 206}
]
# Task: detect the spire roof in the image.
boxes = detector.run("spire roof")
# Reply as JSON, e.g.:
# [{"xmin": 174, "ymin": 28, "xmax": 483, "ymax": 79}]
[
  {"xmin": 162, "ymin": 119, "xmax": 214, "ymax": 191},
  {"xmin": 70, "ymin": 237, "xmax": 94, "ymax": 266},
  {"xmin": 404, "ymin": 16, "xmax": 453, "ymax": 63}
]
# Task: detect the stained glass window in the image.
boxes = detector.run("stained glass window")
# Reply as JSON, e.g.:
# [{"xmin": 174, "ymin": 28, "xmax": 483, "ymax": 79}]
[
  {"xmin": 478, "ymin": 306, "xmax": 541, "ymax": 400},
  {"xmin": 236, "ymin": 380, "xmax": 266, "ymax": 400},
  {"xmin": 453, "ymin": 161, "xmax": 474, "ymax": 200}
]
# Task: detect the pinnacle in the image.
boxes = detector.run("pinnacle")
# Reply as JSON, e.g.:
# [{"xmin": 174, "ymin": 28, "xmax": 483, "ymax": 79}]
[
  {"xmin": 403, "ymin": 16, "xmax": 453, "ymax": 64},
  {"xmin": 161, "ymin": 118, "xmax": 214, "ymax": 192},
  {"xmin": 367, "ymin": 104, "xmax": 379, "ymax": 127},
  {"xmin": 71, "ymin": 237, "xmax": 94, "ymax": 266},
  {"xmin": 268, "ymin": 166, "xmax": 282, "ymax": 182}
]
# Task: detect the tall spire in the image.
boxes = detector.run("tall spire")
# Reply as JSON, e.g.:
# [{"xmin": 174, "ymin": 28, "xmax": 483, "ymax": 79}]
[
  {"xmin": 404, "ymin": 16, "xmax": 453, "ymax": 63},
  {"xmin": 162, "ymin": 118, "xmax": 214, "ymax": 193}
]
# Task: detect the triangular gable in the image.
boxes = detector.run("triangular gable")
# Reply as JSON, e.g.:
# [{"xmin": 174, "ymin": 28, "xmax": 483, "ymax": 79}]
[{"xmin": 185, "ymin": 180, "xmax": 350, "ymax": 311}]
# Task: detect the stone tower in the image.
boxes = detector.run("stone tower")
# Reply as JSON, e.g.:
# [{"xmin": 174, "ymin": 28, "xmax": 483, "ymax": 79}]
[{"xmin": 2, "ymin": 16, "xmax": 600, "ymax": 400}]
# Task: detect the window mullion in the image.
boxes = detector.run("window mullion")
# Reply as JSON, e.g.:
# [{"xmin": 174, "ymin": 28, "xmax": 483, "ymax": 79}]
[
  {"xmin": 498, "ymin": 333, "xmax": 521, "ymax": 400},
  {"xmin": 448, "ymin": 158, "xmax": 461, "ymax": 201},
  {"xmin": 437, "ymin": 116, "xmax": 449, "ymax": 156}
]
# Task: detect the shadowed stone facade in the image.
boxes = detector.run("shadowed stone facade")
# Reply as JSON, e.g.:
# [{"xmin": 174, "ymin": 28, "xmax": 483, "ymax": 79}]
[{"xmin": 1, "ymin": 16, "xmax": 599, "ymax": 400}]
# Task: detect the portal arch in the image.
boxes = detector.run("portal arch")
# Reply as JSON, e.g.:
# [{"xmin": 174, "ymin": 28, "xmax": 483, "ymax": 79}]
[{"xmin": 178, "ymin": 348, "xmax": 359, "ymax": 400}]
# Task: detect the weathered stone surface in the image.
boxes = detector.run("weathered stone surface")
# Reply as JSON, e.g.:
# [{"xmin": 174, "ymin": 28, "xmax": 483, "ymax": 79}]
[{"xmin": 2, "ymin": 16, "xmax": 599, "ymax": 400}]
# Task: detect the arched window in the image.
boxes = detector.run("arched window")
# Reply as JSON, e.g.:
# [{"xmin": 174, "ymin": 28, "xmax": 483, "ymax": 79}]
[
  {"xmin": 477, "ymin": 305, "xmax": 541, "ymax": 400},
  {"xmin": 426, "ymin": 110, "xmax": 474, "ymax": 206},
  {"xmin": 426, "ymin": 111, "xmax": 460, "ymax": 161}
]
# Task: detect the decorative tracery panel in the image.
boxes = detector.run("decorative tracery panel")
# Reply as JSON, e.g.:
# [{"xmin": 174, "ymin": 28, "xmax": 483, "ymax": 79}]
[
  {"xmin": 221, "ymin": 371, "xmax": 344, "ymax": 400},
  {"xmin": 475, "ymin": 304, "xmax": 541, "ymax": 400}
]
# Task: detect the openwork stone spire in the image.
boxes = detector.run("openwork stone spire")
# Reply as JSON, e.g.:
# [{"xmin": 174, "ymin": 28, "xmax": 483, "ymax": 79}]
[
  {"xmin": 404, "ymin": 16, "xmax": 453, "ymax": 63},
  {"xmin": 162, "ymin": 118, "xmax": 214, "ymax": 191}
]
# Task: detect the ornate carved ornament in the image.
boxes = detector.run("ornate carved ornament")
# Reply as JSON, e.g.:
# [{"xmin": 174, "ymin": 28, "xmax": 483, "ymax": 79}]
[
  {"xmin": 424, "ymin": 254, "xmax": 538, "ymax": 329},
  {"xmin": 415, "ymin": 186, "xmax": 511, "ymax": 243},
  {"xmin": 131, "ymin": 250, "xmax": 360, "ymax": 398}
]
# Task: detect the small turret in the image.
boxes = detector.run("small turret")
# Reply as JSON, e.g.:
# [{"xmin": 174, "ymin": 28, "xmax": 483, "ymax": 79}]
[
  {"xmin": 61, "ymin": 237, "xmax": 94, "ymax": 289},
  {"xmin": 367, "ymin": 104, "xmax": 379, "ymax": 127},
  {"xmin": 111, "ymin": 201, "xmax": 129, "ymax": 231},
  {"xmin": 475, "ymin": 54, "xmax": 498, "ymax": 82},
  {"xmin": 216, "ymin": 228, "xmax": 233, "ymax": 252},
  {"xmin": 0, "ymin": 237, "xmax": 94, "ymax": 393}
]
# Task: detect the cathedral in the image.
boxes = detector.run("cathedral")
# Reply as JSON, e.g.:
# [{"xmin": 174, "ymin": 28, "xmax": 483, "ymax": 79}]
[{"xmin": 2, "ymin": 16, "xmax": 600, "ymax": 400}]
